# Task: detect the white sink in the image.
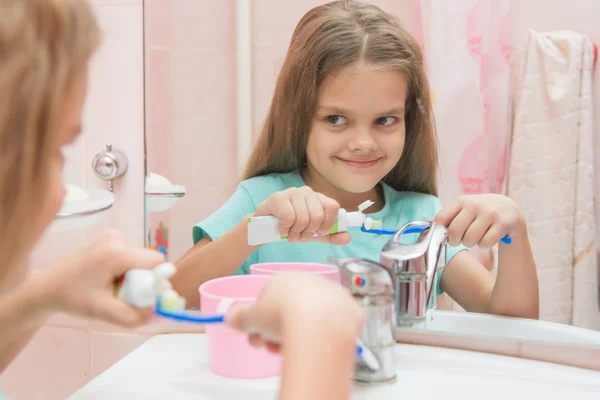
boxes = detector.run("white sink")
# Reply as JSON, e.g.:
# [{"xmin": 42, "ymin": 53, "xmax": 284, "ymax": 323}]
[
  {"xmin": 70, "ymin": 334, "xmax": 600, "ymax": 399},
  {"xmin": 416, "ymin": 311, "xmax": 600, "ymax": 347}
]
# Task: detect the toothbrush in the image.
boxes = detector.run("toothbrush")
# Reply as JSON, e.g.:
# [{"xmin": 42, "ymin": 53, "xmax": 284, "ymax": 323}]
[
  {"xmin": 155, "ymin": 298, "xmax": 380, "ymax": 371},
  {"xmin": 355, "ymin": 338, "xmax": 381, "ymax": 371},
  {"xmin": 154, "ymin": 303, "xmax": 225, "ymax": 323},
  {"xmin": 360, "ymin": 224, "xmax": 512, "ymax": 244}
]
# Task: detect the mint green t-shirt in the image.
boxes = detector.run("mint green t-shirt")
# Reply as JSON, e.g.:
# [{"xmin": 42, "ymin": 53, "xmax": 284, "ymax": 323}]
[{"xmin": 193, "ymin": 171, "xmax": 467, "ymax": 295}]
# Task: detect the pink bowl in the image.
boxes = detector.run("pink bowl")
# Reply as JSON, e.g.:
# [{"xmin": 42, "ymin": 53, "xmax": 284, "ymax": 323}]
[
  {"xmin": 249, "ymin": 262, "xmax": 340, "ymax": 282},
  {"xmin": 199, "ymin": 275, "xmax": 281, "ymax": 378}
]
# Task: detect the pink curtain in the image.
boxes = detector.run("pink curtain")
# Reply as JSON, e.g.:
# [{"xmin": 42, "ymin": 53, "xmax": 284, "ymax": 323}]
[{"xmin": 417, "ymin": 0, "xmax": 512, "ymax": 276}]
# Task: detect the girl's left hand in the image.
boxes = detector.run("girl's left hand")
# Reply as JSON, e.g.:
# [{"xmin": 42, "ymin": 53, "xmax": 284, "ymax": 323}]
[{"xmin": 433, "ymin": 194, "xmax": 525, "ymax": 249}]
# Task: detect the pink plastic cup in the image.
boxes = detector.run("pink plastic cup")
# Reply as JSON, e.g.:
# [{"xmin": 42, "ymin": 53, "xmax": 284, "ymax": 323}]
[
  {"xmin": 199, "ymin": 275, "xmax": 281, "ymax": 378},
  {"xmin": 250, "ymin": 262, "xmax": 340, "ymax": 282}
]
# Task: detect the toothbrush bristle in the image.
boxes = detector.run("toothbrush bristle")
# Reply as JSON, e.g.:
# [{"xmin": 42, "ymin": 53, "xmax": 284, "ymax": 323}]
[
  {"xmin": 158, "ymin": 290, "xmax": 186, "ymax": 311},
  {"xmin": 371, "ymin": 219, "xmax": 383, "ymax": 229}
]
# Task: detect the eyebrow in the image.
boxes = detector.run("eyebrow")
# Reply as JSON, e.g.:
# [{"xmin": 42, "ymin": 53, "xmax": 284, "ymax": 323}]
[{"xmin": 316, "ymin": 105, "xmax": 405, "ymax": 115}]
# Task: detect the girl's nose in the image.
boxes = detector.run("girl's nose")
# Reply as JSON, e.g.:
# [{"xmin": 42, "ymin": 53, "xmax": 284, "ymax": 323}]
[{"xmin": 348, "ymin": 127, "xmax": 377, "ymax": 152}]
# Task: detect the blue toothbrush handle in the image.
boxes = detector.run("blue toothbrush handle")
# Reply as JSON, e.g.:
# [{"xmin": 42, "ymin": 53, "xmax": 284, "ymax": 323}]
[
  {"xmin": 154, "ymin": 306, "xmax": 226, "ymax": 323},
  {"xmin": 360, "ymin": 225, "xmax": 512, "ymax": 244},
  {"xmin": 499, "ymin": 235, "xmax": 512, "ymax": 244}
]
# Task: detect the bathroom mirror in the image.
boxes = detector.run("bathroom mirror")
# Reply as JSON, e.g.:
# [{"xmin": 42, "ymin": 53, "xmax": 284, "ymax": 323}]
[{"xmin": 143, "ymin": 0, "xmax": 600, "ymax": 350}]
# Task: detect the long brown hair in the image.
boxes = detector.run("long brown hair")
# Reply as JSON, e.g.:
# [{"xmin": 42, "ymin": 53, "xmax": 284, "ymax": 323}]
[
  {"xmin": 0, "ymin": 0, "xmax": 100, "ymax": 280},
  {"xmin": 244, "ymin": 0, "xmax": 438, "ymax": 196}
]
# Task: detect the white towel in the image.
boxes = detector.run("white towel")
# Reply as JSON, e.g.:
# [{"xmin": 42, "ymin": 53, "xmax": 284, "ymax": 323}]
[{"xmin": 507, "ymin": 30, "xmax": 599, "ymax": 329}]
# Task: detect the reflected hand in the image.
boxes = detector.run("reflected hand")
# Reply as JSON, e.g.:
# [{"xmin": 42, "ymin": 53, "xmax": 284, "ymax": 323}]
[
  {"xmin": 36, "ymin": 229, "xmax": 165, "ymax": 327},
  {"xmin": 254, "ymin": 186, "xmax": 350, "ymax": 245},
  {"xmin": 434, "ymin": 194, "xmax": 525, "ymax": 248}
]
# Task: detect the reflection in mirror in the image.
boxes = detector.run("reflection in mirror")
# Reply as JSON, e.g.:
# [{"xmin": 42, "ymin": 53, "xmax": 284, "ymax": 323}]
[{"xmin": 143, "ymin": 0, "xmax": 600, "ymax": 350}]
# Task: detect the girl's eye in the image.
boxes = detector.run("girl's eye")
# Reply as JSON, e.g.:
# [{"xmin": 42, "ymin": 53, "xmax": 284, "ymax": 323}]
[
  {"xmin": 326, "ymin": 115, "xmax": 347, "ymax": 126},
  {"xmin": 375, "ymin": 116, "xmax": 398, "ymax": 126}
]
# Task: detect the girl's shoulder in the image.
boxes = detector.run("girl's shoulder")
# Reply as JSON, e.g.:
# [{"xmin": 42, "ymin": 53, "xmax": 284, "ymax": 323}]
[
  {"xmin": 382, "ymin": 185, "xmax": 442, "ymax": 219},
  {"xmin": 239, "ymin": 171, "xmax": 305, "ymax": 204}
]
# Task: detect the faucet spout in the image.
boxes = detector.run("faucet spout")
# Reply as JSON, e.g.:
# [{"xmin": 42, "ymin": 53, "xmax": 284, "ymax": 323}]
[{"xmin": 379, "ymin": 221, "xmax": 448, "ymax": 327}]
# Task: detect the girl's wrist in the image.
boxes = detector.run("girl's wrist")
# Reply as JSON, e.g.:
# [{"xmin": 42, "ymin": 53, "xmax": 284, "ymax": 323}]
[
  {"xmin": 10, "ymin": 270, "xmax": 57, "ymax": 322},
  {"xmin": 512, "ymin": 211, "xmax": 528, "ymax": 238},
  {"xmin": 26, "ymin": 269, "xmax": 64, "ymax": 315}
]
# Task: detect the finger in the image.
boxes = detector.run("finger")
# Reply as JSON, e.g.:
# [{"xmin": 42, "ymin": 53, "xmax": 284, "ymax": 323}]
[
  {"xmin": 288, "ymin": 193, "xmax": 310, "ymax": 243},
  {"xmin": 301, "ymin": 194, "xmax": 324, "ymax": 242},
  {"xmin": 461, "ymin": 214, "xmax": 494, "ymax": 248},
  {"xmin": 265, "ymin": 342, "xmax": 281, "ymax": 354},
  {"xmin": 312, "ymin": 231, "xmax": 351, "ymax": 246},
  {"xmin": 434, "ymin": 200, "xmax": 462, "ymax": 227},
  {"xmin": 479, "ymin": 224, "xmax": 505, "ymax": 249},
  {"xmin": 446, "ymin": 209, "xmax": 477, "ymax": 247},
  {"xmin": 95, "ymin": 297, "xmax": 154, "ymax": 328},
  {"xmin": 317, "ymin": 194, "xmax": 340, "ymax": 236},
  {"xmin": 248, "ymin": 333, "xmax": 265, "ymax": 348},
  {"xmin": 111, "ymin": 247, "xmax": 165, "ymax": 275},
  {"xmin": 224, "ymin": 303, "xmax": 255, "ymax": 333},
  {"xmin": 271, "ymin": 195, "xmax": 296, "ymax": 239}
]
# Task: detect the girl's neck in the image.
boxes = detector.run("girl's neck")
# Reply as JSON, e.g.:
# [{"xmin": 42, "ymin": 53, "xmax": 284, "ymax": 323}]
[{"xmin": 300, "ymin": 168, "xmax": 385, "ymax": 213}]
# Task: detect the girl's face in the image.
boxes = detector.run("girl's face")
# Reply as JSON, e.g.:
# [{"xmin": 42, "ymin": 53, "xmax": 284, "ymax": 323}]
[
  {"xmin": 305, "ymin": 65, "xmax": 408, "ymax": 195},
  {"xmin": 36, "ymin": 69, "xmax": 89, "ymax": 241}
]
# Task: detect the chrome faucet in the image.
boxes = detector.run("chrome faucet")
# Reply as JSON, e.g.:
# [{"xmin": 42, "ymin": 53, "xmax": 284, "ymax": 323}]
[
  {"xmin": 379, "ymin": 221, "xmax": 448, "ymax": 327},
  {"xmin": 328, "ymin": 257, "xmax": 397, "ymax": 384},
  {"xmin": 327, "ymin": 221, "xmax": 448, "ymax": 384}
]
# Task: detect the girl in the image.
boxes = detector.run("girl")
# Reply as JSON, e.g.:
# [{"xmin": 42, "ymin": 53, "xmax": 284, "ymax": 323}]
[
  {"xmin": 173, "ymin": 0, "xmax": 539, "ymax": 319},
  {"xmin": 1, "ymin": 2, "xmax": 363, "ymax": 399},
  {"xmin": 0, "ymin": 0, "xmax": 166, "ymax": 374}
]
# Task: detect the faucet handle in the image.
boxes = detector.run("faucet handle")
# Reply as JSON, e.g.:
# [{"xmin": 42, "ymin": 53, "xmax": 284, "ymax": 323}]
[
  {"xmin": 380, "ymin": 221, "xmax": 448, "ymax": 271},
  {"xmin": 379, "ymin": 221, "xmax": 449, "ymax": 324},
  {"xmin": 327, "ymin": 257, "xmax": 394, "ymax": 298},
  {"xmin": 380, "ymin": 220, "xmax": 432, "ymax": 256}
]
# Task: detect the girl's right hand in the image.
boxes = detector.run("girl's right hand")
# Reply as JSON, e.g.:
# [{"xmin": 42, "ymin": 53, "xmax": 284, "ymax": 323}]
[{"xmin": 254, "ymin": 186, "xmax": 350, "ymax": 245}]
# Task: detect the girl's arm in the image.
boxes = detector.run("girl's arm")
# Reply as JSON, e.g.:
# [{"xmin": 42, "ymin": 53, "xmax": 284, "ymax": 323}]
[
  {"xmin": 172, "ymin": 216, "xmax": 257, "ymax": 308},
  {"xmin": 279, "ymin": 300, "xmax": 357, "ymax": 400},
  {"xmin": 437, "ymin": 196, "xmax": 539, "ymax": 319},
  {"xmin": 0, "ymin": 275, "xmax": 50, "ymax": 372}
]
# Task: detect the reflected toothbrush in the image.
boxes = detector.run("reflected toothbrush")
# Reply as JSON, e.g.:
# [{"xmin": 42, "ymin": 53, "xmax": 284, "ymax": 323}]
[{"xmin": 360, "ymin": 223, "xmax": 512, "ymax": 244}]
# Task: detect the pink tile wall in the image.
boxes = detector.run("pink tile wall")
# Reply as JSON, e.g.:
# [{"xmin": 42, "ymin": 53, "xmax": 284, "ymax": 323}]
[
  {"xmin": 146, "ymin": 47, "xmax": 173, "ymax": 250},
  {"xmin": 144, "ymin": 0, "xmax": 237, "ymax": 262},
  {"xmin": 90, "ymin": 332, "xmax": 149, "ymax": 377},
  {"xmin": 0, "ymin": 327, "xmax": 92, "ymax": 400}
]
